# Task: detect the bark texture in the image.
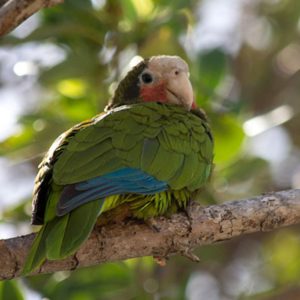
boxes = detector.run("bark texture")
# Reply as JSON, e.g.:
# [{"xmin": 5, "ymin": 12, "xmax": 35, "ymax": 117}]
[
  {"xmin": 0, "ymin": 189, "xmax": 299, "ymax": 280},
  {"xmin": 0, "ymin": 0, "xmax": 63, "ymax": 36}
]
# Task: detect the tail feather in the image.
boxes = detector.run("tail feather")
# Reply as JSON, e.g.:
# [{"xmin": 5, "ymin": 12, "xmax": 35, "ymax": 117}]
[
  {"xmin": 22, "ymin": 200, "xmax": 103, "ymax": 275},
  {"xmin": 47, "ymin": 200, "xmax": 103, "ymax": 259},
  {"xmin": 22, "ymin": 223, "xmax": 53, "ymax": 275}
]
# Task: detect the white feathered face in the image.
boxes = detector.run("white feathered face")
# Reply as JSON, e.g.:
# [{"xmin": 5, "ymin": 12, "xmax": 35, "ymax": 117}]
[
  {"xmin": 138, "ymin": 55, "xmax": 195, "ymax": 110},
  {"xmin": 109, "ymin": 55, "xmax": 195, "ymax": 111}
]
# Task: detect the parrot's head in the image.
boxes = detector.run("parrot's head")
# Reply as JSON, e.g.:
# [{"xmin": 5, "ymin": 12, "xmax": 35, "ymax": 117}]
[{"xmin": 108, "ymin": 55, "xmax": 195, "ymax": 111}]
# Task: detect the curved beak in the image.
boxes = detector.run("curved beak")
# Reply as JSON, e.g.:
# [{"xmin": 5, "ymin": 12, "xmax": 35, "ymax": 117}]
[{"xmin": 166, "ymin": 72, "xmax": 194, "ymax": 110}]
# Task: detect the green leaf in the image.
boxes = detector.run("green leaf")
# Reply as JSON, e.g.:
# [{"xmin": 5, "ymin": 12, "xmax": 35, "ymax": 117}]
[
  {"xmin": 0, "ymin": 280, "xmax": 24, "ymax": 300},
  {"xmin": 120, "ymin": 0, "xmax": 138, "ymax": 23},
  {"xmin": 265, "ymin": 230, "xmax": 300, "ymax": 284},
  {"xmin": 211, "ymin": 114, "xmax": 245, "ymax": 165},
  {"xmin": 193, "ymin": 48, "xmax": 227, "ymax": 105}
]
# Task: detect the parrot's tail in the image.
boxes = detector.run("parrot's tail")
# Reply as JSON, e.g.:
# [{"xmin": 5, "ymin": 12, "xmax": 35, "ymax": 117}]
[{"xmin": 22, "ymin": 200, "xmax": 103, "ymax": 275}]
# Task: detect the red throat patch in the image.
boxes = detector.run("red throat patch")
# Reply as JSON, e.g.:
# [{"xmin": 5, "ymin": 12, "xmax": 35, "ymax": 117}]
[{"xmin": 140, "ymin": 81, "xmax": 167, "ymax": 103}]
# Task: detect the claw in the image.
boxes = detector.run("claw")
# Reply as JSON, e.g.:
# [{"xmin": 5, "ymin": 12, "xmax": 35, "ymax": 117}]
[
  {"xmin": 145, "ymin": 217, "xmax": 163, "ymax": 232},
  {"xmin": 181, "ymin": 250, "xmax": 200, "ymax": 262}
]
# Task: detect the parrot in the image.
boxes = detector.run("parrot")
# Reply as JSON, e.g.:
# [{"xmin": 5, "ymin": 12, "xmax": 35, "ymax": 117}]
[{"xmin": 22, "ymin": 55, "xmax": 214, "ymax": 274}]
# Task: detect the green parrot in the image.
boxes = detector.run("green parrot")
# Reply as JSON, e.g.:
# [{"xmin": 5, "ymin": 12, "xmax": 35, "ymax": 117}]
[{"xmin": 23, "ymin": 55, "xmax": 214, "ymax": 274}]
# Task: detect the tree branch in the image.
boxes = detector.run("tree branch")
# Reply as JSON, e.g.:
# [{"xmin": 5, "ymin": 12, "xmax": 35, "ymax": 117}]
[
  {"xmin": 0, "ymin": 189, "xmax": 299, "ymax": 280},
  {"xmin": 0, "ymin": 0, "xmax": 64, "ymax": 37}
]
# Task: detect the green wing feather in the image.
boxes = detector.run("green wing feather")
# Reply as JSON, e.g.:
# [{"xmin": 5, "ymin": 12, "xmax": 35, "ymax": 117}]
[
  {"xmin": 52, "ymin": 103, "xmax": 213, "ymax": 189},
  {"xmin": 24, "ymin": 102, "xmax": 213, "ymax": 274}
]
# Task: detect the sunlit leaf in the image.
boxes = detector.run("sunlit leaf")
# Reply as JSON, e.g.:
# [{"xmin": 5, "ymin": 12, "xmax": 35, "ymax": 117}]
[
  {"xmin": 0, "ymin": 125, "xmax": 35, "ymax": 156},
  {"xmin": 265, "ymin": 230, "xmax": 300, "ymax": 284},
  {"xmin": 57, "ymin": 79, "xmax": 88, "ymax": 98},
  {"xmin": 131, "ymin": 0, "xmax": 155, "ymax": 19}
]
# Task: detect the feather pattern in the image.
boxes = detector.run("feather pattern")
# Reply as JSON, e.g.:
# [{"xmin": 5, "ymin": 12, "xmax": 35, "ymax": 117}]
[
  {"xmin": 57, "ymin": 168, "xmax": 167, "ymax": 215},
  {"xmin": 24, "ymin": 102, "xmax": 213, "ymax": 275}
]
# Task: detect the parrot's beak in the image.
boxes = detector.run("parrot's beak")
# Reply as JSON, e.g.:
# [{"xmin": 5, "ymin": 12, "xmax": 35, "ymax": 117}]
[{"xmin": 166, "ymin": 72, "xmax": 194, "ymax": 110}]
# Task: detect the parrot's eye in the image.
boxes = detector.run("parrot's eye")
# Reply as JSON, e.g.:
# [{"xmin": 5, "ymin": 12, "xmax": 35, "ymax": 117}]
[
  {"xmin": 173, "ymin": 69, "xmax": 181, "ymax": 76},
  {"xmin": 140, "ymin": 72, "xmax": 154, "ymax": 84}
]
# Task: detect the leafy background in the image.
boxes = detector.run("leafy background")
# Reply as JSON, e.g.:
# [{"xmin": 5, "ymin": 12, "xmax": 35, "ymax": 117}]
[{"xmin": 1, "ymin": 0, "xmax": 300, "ymax": 299}]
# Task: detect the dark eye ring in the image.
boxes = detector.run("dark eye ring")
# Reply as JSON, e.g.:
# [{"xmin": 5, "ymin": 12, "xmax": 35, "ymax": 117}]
[{"xmin": 140, "ymin": 72, "xmax": 153, "ymax": 84}]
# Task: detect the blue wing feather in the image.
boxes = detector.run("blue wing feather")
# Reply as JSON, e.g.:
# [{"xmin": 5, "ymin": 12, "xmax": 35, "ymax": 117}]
[{"xmin": 56, "ymin": 168, "xmax": 167, "ymax": 216}]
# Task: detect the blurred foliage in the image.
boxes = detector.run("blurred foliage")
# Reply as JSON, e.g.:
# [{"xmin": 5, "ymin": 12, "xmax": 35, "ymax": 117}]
[
  {"xmin": 1, "ymin": 0, "xmax": 300, "ymax": 299},
  {"xmin": 0, "ymin": 281, "xmax": 24, "ymax": 300}
]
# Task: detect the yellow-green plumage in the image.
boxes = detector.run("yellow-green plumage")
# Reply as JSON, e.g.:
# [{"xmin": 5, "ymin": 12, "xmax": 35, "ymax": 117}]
[
  {"xmin": 23, "ymin": 56, "xmax": 214, "ymax": 275},
  {"xmin": 102, "ymin": 189, "xmax": 191, "ymax": 219}
]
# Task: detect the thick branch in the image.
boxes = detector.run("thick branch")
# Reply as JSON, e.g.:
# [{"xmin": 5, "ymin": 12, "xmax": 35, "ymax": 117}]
[
  {"xmin": 0, "ymin": 0, "xmax": 64, "ymax": 37},
  {"xmin": 1, "ymin": 189, "xmax": 300, "ymax": 280}
]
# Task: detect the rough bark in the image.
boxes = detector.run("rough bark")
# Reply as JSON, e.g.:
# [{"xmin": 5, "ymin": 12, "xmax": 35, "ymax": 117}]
[
  {"xmin": 0, "ymin": 0, "xmax": 64, "ymax": 37},
  {"xmin": 0, "ymin": 189, "xmax": 299, "ymax": 280}
]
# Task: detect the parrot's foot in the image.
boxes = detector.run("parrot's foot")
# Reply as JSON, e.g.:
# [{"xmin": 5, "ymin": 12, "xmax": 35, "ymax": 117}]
[
  {"xmin": 145, "ymin": 217, "xmax": 170, "ymax": 266},
  {"xmin": 185, "ymin": 200, "xmax": 201, "ymax": 219},
  {"xmin": 144, "ymin": 217, "xmax": 165, "ymax": 232},
  {"xmin": 152, "ymin": 242, "xmax": 200, "ymax": 265},
  {"xmin": 172, "ymin": 241, "xmax": 200, "ymax": 263},
  {"xmin": 180, "ymin": 249, "xmax": 200, "ymax": 262},
  {"xmin": 145, "ymin": 214, "xmax": 200, "ymax": 265},
  {"xmin": 175, "ymin": 203, "xmax": 201, "ymax": 263}
]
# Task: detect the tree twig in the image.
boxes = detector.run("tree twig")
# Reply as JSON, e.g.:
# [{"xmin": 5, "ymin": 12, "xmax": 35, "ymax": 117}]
[
  {"xmin": 0, "ymin": 0, "xmax": 64, "ymax": 37},
  {"xmin": 0, "ymin": 189, "xmax": 299, "ymax": 280}
]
